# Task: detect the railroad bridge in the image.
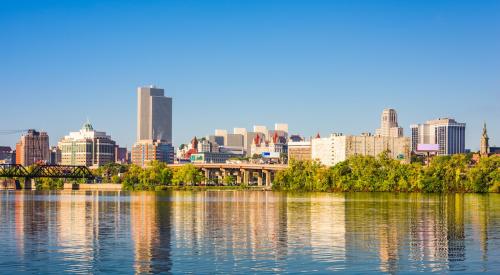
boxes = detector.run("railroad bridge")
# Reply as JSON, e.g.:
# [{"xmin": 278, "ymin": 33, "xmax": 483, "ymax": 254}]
[
  {"xmin": 0, "ymin": 164, "xmax": 94, "ymax": 189},
  {"xmin": 169, "ymin": 163, "xmax": 287, "ymax": 187}
]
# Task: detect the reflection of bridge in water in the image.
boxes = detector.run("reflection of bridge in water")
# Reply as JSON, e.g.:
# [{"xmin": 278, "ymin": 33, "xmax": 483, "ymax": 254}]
[
  {"xmin": 0, "ymin": 164, "xmax": 94, "ymax": 189},
  {"xmin": 169, "ymin": 163, "xmax": 287, "ymax": 186}
]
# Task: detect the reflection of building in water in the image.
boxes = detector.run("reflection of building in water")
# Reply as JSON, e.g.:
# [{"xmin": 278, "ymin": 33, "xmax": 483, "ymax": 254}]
[
  {"xmin": 406, "ymin": 194, "xmax": 465, "ymax": 271},
  {"xmin": 130, "ymin": 192, "xmax": 171, "ymax": 274},
  {"xmin": 169, "ymin": 191, "xmax": 289, "ymax": 270},
  {"xmin": 309, "ymin": 194, "xmax": 346, "ymax": 262},
  {"xmin": 57, "ymin": 191, "xmax": 98, "ymax": 270}
]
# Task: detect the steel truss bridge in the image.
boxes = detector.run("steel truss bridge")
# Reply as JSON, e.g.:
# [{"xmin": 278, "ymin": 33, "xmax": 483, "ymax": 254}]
[{"xmin": 0, "ymin": 164, "xmax": 94, "ymax": 180}]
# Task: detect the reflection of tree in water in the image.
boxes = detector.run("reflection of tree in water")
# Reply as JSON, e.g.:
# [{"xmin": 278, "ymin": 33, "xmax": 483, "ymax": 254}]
[{"xmin": 343, "ymin": 193, "xmax": 468, "ymax": 273}]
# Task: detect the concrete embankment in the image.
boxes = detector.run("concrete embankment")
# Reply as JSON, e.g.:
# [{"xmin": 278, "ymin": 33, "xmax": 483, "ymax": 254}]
[{"xmin": 63, "ymin": 183, "xmax": 122, "ymax": 191}]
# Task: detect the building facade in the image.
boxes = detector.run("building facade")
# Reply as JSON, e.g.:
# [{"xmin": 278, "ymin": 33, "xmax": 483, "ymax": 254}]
[
  {"xmin": 58, "ymin": 122, "xmax": 116, "ymax": 168},
  {"xmin": 0, "ymin": 146, "xmax": 13, "ymax": 164},
  {"xmin": 49, "ymin": 146, "xmax": 61, "ymax": 165},
  {"xmin": 376, "ymin": 108, "xmax": 403, "ymax": 137},
  {"xmin": 137, "ymin": 86, "xmax": 172, "ymax": 143},
  {"xmin": 311, "ymin": 133, "xmax": 409, "ymax": 167},
  {"xmin": 288, "ymin": 140, "xmax": 312, "ymax": 161},
  {"xmin": 410, "ymin": 118, "xmax": 466, "ymax": 155},
  {"xmin": 190, "ymin": 152, "xmax": 244, "ymax": 164},
  {"xmin": 15, "ymin": 129, "xmax": 50, "ymax": 166},
  {"xmin": 131, "ymin": 141, "xmax": 174, "ymax": 167},
  {"xmin": 133, "ymin": 85, "xmax": 174, "ymax": 166}
]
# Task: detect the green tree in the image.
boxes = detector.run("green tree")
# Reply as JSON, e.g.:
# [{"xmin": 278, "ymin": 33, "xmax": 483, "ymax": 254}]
[{"xmin": 172, "ymin": 164, "xmax": 204, "ymax": 186}]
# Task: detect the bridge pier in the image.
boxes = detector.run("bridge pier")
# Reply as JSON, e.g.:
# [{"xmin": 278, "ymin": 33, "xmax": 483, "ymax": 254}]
[
  {"xmin": 202, "ymin": 168, "xmax": 210, "ymax": 185},
  {"xmin": 257, "ymin": 172, "xmax": 263, "ymax": 186},
  {"xmin": 236, "ymin": 171, "xmax": 242, "ymax": 184},
  {"xmin": 240, "ymin": 169, "xmax": 249, "ymax": 185},
  {"xmin": 24, "ymin": 178, "xmax": 36, "ymax": 190},
  {"xmin": 263, "ymin": 170, "xmax": 271, "ymax": 187}
]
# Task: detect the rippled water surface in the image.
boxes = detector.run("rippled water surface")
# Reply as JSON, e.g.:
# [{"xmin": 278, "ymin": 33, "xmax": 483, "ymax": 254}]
[{"xmin": 0, "ymin": 191, "xmax": 499, "ymax": 274}]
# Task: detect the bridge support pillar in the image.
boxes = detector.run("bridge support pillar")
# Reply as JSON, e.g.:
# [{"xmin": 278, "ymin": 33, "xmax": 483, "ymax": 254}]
[
  {"xmin": 24, "ymin": 178, "xmax": 36, "ymax": 190},
  {"xmin": 241, "ymin": 169, "xmax": 249, "ymax": 185},
  {"xmin": 202, "ymin": 168, "xmax": 210, "ymax": 185},
  {"xmin": 236, "ymin": 171, "xmax": 242, "ymax": 185},
  {"xmin": 217, "ymin": 170, "xmax": 224, "ymax": 185},
  {"xmin": 257, "ymin": 172, "xmax": 263, "ymax": 186},
  {"xmin": 264, "ymin": 170, "xmax": 271, "ymax": 187}
]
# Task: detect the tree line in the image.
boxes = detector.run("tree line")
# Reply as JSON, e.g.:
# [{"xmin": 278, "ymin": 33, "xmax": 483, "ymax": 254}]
[{"xmin": 273, "ymin": 153, "xmax": 500, "ymax": 193}]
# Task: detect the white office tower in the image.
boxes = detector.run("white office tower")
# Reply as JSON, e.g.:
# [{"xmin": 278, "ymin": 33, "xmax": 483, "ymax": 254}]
[{"xmin": 410, "ymin": 118, "xmax": 466, "ymax": 155}]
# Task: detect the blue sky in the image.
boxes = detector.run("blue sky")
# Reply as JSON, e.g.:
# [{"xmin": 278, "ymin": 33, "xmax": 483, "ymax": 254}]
[{"xmin": 1, "ymin": 0, "xmax": 499, "ymax": 150}]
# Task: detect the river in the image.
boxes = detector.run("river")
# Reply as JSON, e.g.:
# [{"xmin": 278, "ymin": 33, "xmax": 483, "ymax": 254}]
[{"xmin": 0, "ymin": 191, "xmax": 499, "ymax": 274}]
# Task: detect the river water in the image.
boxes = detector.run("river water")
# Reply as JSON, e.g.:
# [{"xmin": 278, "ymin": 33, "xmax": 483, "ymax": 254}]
[{"xmin": 0, "ymin": 191, "xmax": 499, "ymax": 274}]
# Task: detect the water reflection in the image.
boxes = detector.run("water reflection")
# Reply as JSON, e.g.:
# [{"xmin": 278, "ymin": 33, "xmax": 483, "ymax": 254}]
[{"xmin": 0, "ymin": 191, "xmax": 499, "ymax": 273}]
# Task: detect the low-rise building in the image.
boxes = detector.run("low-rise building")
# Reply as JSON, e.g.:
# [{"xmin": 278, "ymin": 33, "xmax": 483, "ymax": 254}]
[
  {"xmin": 310, "ymin": 133, "xmax": 410, "ymax": 167},
  {"xmin": 132, "ymin": 140, "xmax": 174, "ymax": 167},
  {"xmin": 288, "ymin": 140, "xmax": 312, "ymax": 161},
  {"xmin": 190, "ymin": 152, "xmax": 244, "ymax": 164},
  {"xmin": 250, "ymin": 132, "xmax": 287, "ymax": 157}
]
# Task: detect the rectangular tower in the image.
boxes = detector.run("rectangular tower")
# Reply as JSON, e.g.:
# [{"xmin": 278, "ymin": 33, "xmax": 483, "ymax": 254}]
[{"xmin": 137, "ymin": 86, "xmax": 172, "ymax": 144}]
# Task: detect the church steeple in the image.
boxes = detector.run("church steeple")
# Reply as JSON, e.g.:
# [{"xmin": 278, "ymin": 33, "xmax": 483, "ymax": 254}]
[{"xmin": 480, "ymin": 122, "xmax": 489, "ymax": 156}]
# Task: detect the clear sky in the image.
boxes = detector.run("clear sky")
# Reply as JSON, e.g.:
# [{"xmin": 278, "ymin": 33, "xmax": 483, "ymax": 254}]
[{"xmin": 1, "ymin": 0, "xmax": 499, "ymax": 150}]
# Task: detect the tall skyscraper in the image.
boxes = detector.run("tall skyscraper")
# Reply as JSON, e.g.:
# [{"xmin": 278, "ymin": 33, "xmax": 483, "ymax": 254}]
[
  {"xmin": 133, "ymin": 86, "xmax": 174, "ymax": 166},
  {"xmin": 15, "ymin": 129, "xmax": 50, "ymax": 166},
  {"xmin": 376, "ymin": 108, "xmax": 403, "ymax": 137},
  {"xmin": 480, "ymin": 123, "xmax": 489, "ymax": 156},
  {"xmin": 137, "ymin": 86, "xmax": 172, "ymax": 143},
  {"xmin": 410, "ymin": 118, "xmax": 466, "ymax": 155}
]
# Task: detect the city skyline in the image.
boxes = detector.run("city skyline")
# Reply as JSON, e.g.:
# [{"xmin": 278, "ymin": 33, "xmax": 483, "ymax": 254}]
[{"xmin": 1, "ymin": 0, "xmax": 499, "ymax": 150}]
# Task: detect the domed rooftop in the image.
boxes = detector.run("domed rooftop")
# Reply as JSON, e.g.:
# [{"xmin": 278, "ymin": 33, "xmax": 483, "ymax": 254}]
[{"xmin": 82, "ymin": 119, "xmax": 94, "ymax": 131}]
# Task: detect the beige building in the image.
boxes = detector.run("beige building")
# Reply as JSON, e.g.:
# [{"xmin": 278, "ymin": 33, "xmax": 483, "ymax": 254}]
[
  {"xmin": 376, "ymin": 108, "xmax": 403, "ymax": 138},
  {"xmin": 58, "ymin": 121, "xmax": 116, "ymax": 168},
  {"xmin": 137, "ymin": 86, "xmax": 172, "ymax": 143},
  {"xmin": 311, "ymin": 133, "xmax": 410, "ymax": 166},
  {"xmin": 288, "ymin": 140, "xmax": 312, "ymax": 161},
  {"xmin": 345, "ymin": 134, "xmax": 410, "ymax": 162}
]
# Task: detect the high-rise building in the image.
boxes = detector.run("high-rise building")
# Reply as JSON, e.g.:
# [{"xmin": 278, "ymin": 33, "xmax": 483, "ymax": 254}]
[
  {"xmin": 137, "ymin": 86, "xmax": 172, "ymax": 143},
  {"xmin": 376, "ymin": 108, "xmax": 403, "ymax": 137},
  {"xmin": 133, "ymin": 85, "xmax": 174, "ymax": 166},
  {"xmin": 15, "ymin": 129, "xmax": 50, "ymax": 166},
  {"xmin": 410, "ymin": 118, "xmax": 466, "ymax": 155},
  {"xmin": 480, "ymin": 123, "xmax": 489, "ymax": 156},
  {"xmin": 58, "ymin": 121, "xmax": 116, "ymax": 168}
]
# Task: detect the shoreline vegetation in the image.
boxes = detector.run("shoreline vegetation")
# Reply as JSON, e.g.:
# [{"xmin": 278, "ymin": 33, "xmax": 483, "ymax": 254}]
[{"xmin": 8, "ymin": 153, "xmax": 500, "ymax": 193}]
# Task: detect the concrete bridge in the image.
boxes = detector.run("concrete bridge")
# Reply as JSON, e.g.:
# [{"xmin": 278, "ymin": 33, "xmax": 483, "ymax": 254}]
[{"xmin": 168, "ymin": 163, "xmax": 287, "ymax": 187}]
